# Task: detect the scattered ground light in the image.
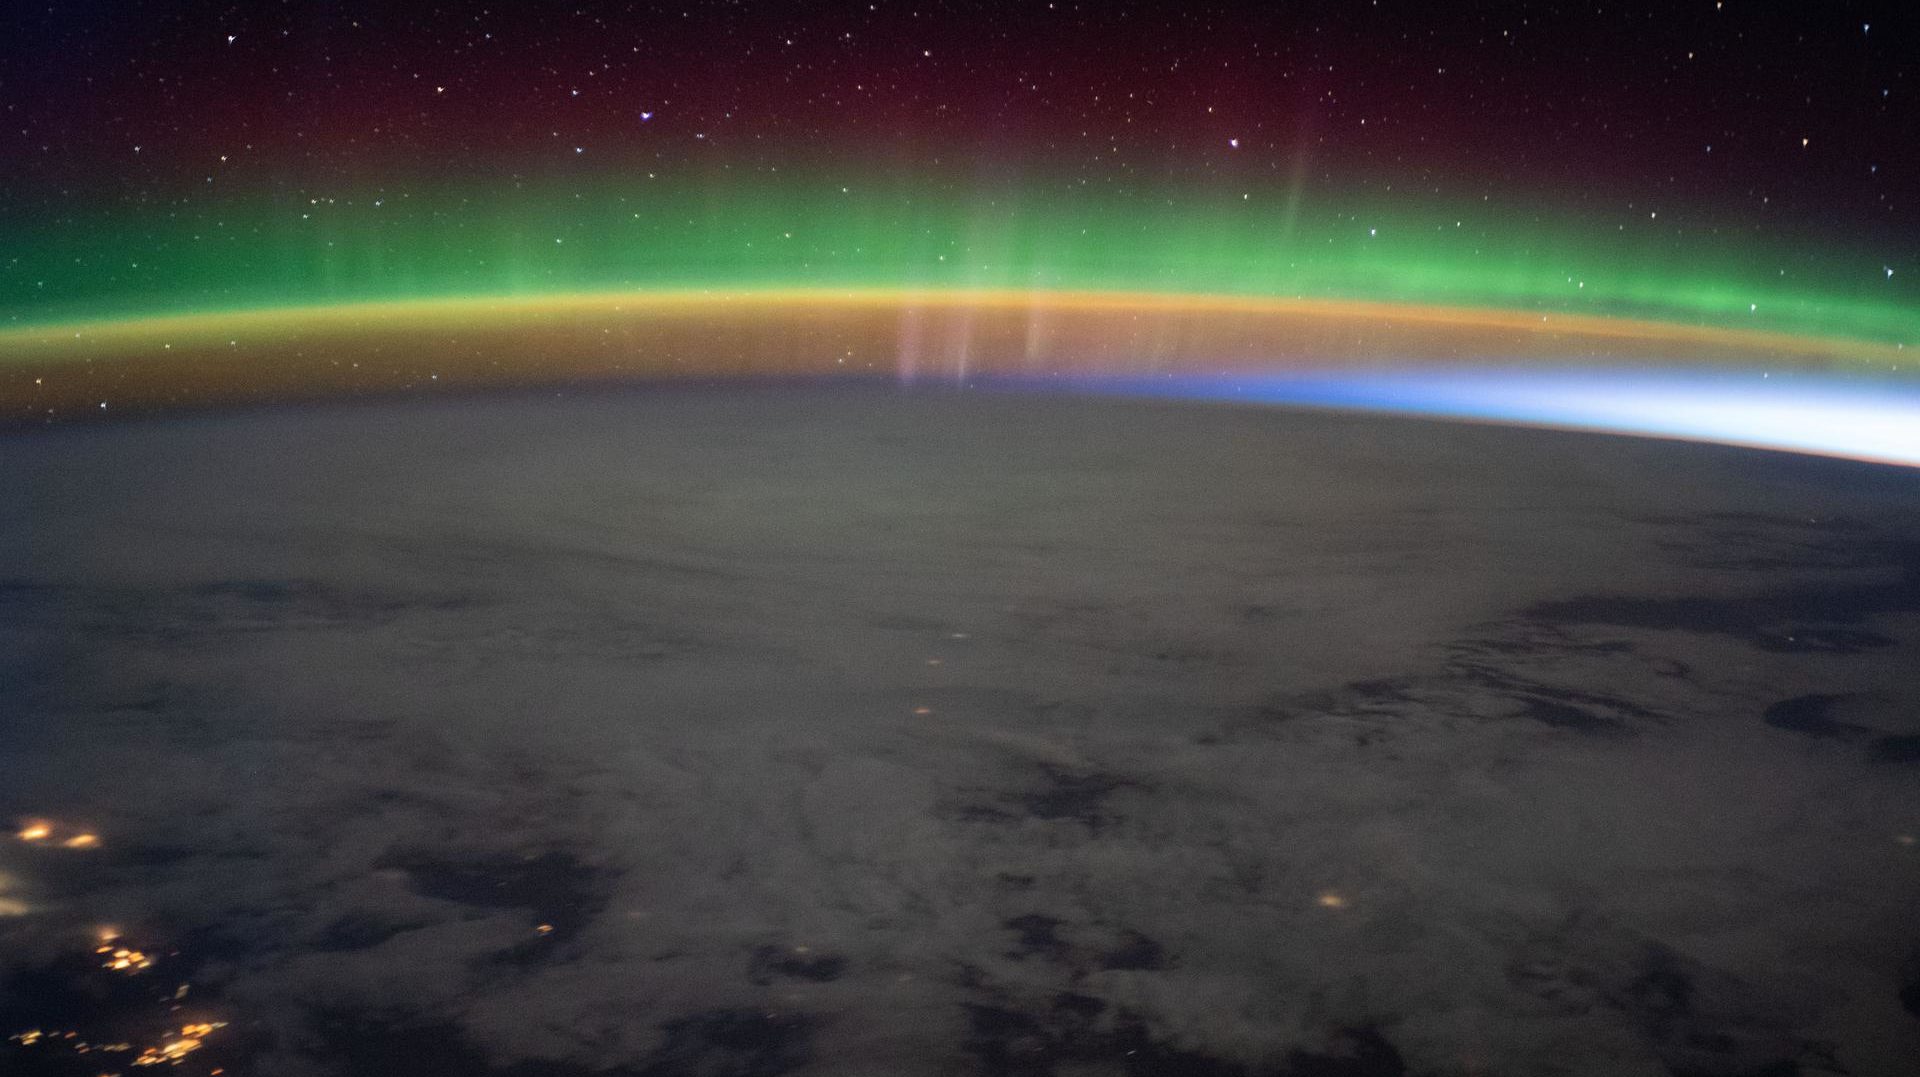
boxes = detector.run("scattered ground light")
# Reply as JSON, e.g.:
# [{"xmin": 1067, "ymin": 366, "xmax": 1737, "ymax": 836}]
[
  {"xmin": 1316, "ymin": 891, "xmax": 1349, "ymax": 909},
  {"xmin": 100, "ymin": 946, "xmax": 155, "ymax": 973},
  {"xmin": 1898, "ymin": 834, "xmax": 1917, "ymax": 846},
  {"xmin": 912, "ymin": 706, "xmax": 933, "ymax": 715},
  {"xmin": 132, "ymin": 1021, "xmax": 226, "ymax": 1066},
  {"xmin": 14, "ymin": 819, "xmax": 101, "ymax": 849},
  {"xmin": 0, "ymin": 872, "xmax": 25, "ymax": 917},
  {"xmin": 4, "ymin": 924, "xmax": 237, "ymax": 1074},
  {"xmin": 7, "ymin": 1020, "xmax": 230, "ymax": 1068}
]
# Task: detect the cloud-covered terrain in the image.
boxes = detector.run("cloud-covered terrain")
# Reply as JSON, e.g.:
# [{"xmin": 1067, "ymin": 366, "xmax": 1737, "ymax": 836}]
[{"xmin": 2, "ymin": 388, "xmax": 1917, "ymax": 1075}]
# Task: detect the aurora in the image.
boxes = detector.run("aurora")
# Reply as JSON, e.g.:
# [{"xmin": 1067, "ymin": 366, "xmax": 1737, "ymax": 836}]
[
  {"xmin": 2, "ymin": 179, "xmax": 1915, "ymax": 462},
  {"xmin": 3, "ymin": 179, "xmax": 1912, "ymax": 340}
]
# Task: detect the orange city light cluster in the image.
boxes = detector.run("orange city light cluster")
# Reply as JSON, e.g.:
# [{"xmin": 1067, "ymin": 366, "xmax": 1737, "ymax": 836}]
[
  {"xmin": 132, "ymin": 1021, "xmax": 226, "ymax": 1067},
  {"xmin": 13, "ymin": 818, "xmax": 101, "ymax": 849}
]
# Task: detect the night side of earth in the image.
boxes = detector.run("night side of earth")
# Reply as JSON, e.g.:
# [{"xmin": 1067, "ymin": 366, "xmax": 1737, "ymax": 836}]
[{"xmin": 4, "ymin": 390, "xmax": 1920, "ymax": 1076}]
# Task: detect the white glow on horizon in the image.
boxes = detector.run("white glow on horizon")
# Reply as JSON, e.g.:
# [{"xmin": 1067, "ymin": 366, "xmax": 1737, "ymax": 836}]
[{"xmin": 1021, "ymin": 370, "xmax": 1920, "ymax": 468}]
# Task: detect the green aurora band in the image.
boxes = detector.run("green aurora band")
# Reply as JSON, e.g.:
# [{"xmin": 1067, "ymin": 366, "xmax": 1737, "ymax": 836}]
[{"xmin": 2, "ymin": 178, "xmax": 1913, "ymax": 349}]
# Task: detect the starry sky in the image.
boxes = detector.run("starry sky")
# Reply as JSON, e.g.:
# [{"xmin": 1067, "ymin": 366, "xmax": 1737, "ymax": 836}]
[
  {"xmin": 3, "ymin": 1, "xmax": 1912, "ymax": 224},
  {"xmin": 0, "ymin": 1, "xmax": 1914, "ymax": 418}
]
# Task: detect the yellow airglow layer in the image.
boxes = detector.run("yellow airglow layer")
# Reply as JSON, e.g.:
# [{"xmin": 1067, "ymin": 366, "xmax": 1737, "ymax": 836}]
[
  {"xmin": 4, "ymin": 288, "xmax": 1909, "ymax": 425},
  {"xmin": 0, "ymin": 288, "xmax": 1904, "ymax": 365}
]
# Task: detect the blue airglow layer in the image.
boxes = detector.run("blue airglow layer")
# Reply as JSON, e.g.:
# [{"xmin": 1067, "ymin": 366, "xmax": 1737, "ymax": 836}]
[{"xmin": 1006, "ymin": 370, "xmax": 1920, "ymax": 468}]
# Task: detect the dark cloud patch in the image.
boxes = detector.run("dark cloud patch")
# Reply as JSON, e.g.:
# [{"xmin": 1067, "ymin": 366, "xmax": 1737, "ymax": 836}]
[
  {"xmin": 0, "ymin": 577, "xmax": 481, "ymax": 645},
  {"xmin": 1099, "ymin": 929, "xmax": 1167, "ymax": 972},
  {"xmin": 1867, "ymin": 735, "xmax": 1920, "ymax": 764},
  {"xmin": 1763, "ymin": 695, "xmax": 1864, "ymax": 740},
  {"xmin": 747, "ymin": 945, "xmax": 846, "ymax": 986},
  {"xmin": 1618, "ymin": 945, "xmax": 1696, "ymax": 1041},
  {"xmin": 309, "ymin": 1014, "xmax": 504, "ymax": 1077},
  {"xmin": 1613, "ymin": 945, "xmax": 1805, "ymax": 1077},
  {"xmin": 1448, "ymin": 645, "xmax": 1664, "ymax": 730},
  {"xmin": 1509, "ymin": 925, "xmax": 1808, "ymax": 1077},
  {"xmin": 1630, "ymin": 511, "xmax": 1881, "ymax": 574},
  {"xmin": 385, "ymin": 851, "xmax": 607, "ymax": 946},
  {"xmin": 1251, "ymin": 624, "xmax": 1665, "ymax": 744},
  {"xmin": 1337, "ymin": 678, "xmax": 1421, "ymax": 706},
  {"xmin": 313, "ymin": 914, "xmax": 429, "ymax": 954},
  {"xmin": 632, "ymin": 1010, "xmax": 815, "ymax": 1077},
  {"xmin": 1760, "ymin": 696, "xmax": 1920, "ymax": 765},
  {"xmin": 1526, "ymin": 542, "xmax": 1920, "ymax": 652},
  {"xmin": 1447, "ymin": 621, "xmax": 1637, "ymax": 661},
  {"xmin": 305, "ymin": 1012, "xmax": 608, "ymax": 1076},
  {"xmin": 939, "ymin": 762, "xmax": 1143, "ymax": 831},
  {"xmin": 1282, "ymin": 1027, "xmax": 1408, "ymax": 1077},
  {"xmin": 963, "ymin": 998, "xmax": 1104, "ymax": 1077},
  {"xmin": 1760, "ymin": 627, "xmax": 1898, "ymax": 653},
  {"xmin": 1001, "ymin": 915, "xmax": 1071, "ymax": 964},
  {"xmin": 993, "ymin": 915, "xmax": 1169, "ymax": 978},
  {"xmin": 1512, "ymin": 697, "xmax": 1629, "ymax": 736},
  {"xmin": 1900, "ymin": 955, "xmax": 1920, "ymax": 1020},
  {"xmin": 1020, "ymin": 766, "xmax": 1140, "ymax": 828},
  {"xmin": 962, "ymin": 996, "xmax": 1254, "ymax": 1077},
  {"xmin": 963, "ymin": 992, "xmax": 1410, "ymax": 1077},
  {"xmin": 303, "ymin": 1007, "xmax": 813, "ymax": 1077}
]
